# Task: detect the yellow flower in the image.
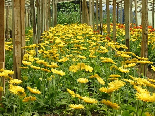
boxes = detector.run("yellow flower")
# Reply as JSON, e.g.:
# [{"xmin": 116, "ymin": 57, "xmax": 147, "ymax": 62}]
[
  {"xmin": 118, "ymin": 67, "xmax": 129, "ymax": 73},
  {"xmin": 81, "ymin": 97, "xmax": 98, "ymax": 104},
  {"xmin": 100, "ymin": 57, "xmax": 116, "ymax": 64},
  {"xmin": 145, "ymin": 112, "xmax": 152, "ymax": 116},
  {"xmin": 77, "ymin": 78, "xmax": 89, "ymax": 83},
  {"xmin": 67, "ymin": 88, "xmax": 75, "ymax": 95},
  {"xmin": 0, "ymin": 72, "xmax": 9, "ymax": 77},
  {"xmin": 120, "ymin": 53, "xmax": 131, "ymax": 58},
  {"xmin": 22, "ymin": 96, "xmax": 36, "ymax": 102},
  {"xmin": 51, "ymin": 69, "xmax": 65, "ymax": 76},
  {"xmin": 84, "ymin": 65, "xmax": 93, "ymax": 72},
  {"xmin": 137, "ymin": 61, "xmax": 153, "ymax": 64},
  {"xmin": 109, "ymin": 74, "xmax": 121, "ymax": 78},
  {"xmin": 136, "ymin": 92, "xmax": 155, "ymax": 102},
  {"xmin": 27, "ymin": 86, "xmax": 41, "ymax": 94},
  {"xmin": 22, "ymin": 61, "xmax": 32, "ymax": 66},
  {"xmin": 69, "ymin": 104, "xmax": 84, "ymax": 109},
  {"xmin": 77, "ymin": 55, "xmax": 86, "ymax": 59},
  {"xmin": 50, "ymin": 62, "xmax": 59, "ymax": 68},
  {"xmin": 96, "ymin": 77, "xmax": 105, "ymax": 85},
  {"xmin": 110, "ymin": 65, "xmax": 118, "ymax": 70},
  {"xmin": 99, "ymin": 80, "xmax": 125, "ymax": 93},
  {"xmin": 0, "ymin": 87, "xmax": 3, "ymax": 91},
  {"xmin": 123, "ymin": 79, "xmax": 135, "ymax": 85},
  {"xmin": 69, "ymin": 65, "xmax": 79, "ymax": 72},
  {"xmin": 58, "ymin": 57, "xmax": 69, "ymax": 62},
  {"xmin": 151, "ymin": 65, "xmax": 155, "ymax": 71},
  {"xmin": 30, "ymin": 65, "xmax": 40, "ymax": 70},
  {"xmin": 101, "ymin": 99, "xmax": 120, "ymax": 109},
  {"xmin": 9, "ymin": 79, "xmax": 22, "ymax": 84},
  {"xmin": 124, "ymin": 63, "xmax": 136, "ymax": 68},
  {"xmin": 19, "ymin": 67, "xmax": 29, "ymax": 69},
  {"xmin": 9, "ymin": 84, "xmax": 25, "ymax": 97},
  {"xmin": 41, "ymin": 68, "xmax": 51, "ymax": 72}
]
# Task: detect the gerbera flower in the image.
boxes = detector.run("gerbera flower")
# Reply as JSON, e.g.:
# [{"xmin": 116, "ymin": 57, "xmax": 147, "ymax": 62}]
[
  {"xmin": 101, "ymin": 99, "xmax": 120, "ymax": 109},
  {"xmin": 69, "ymin": 104, "xmax": 84, "ymax": 109}
]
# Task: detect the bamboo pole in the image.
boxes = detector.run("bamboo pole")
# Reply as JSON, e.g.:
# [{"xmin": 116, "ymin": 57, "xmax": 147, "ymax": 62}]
[
  {"xmin": 12, "ymin": 0, "xmax": 25, "ymax": 80},
  {"xmin": 134, "ymin": 0, "xmax": 138, "ymax": 26},
  {"xmin": 0, "ymin": 0, "xmax": 5, "ymax": 100},
  {"xmin": 113, "ymin": 0, "xmax": 116, "ymax": 42},
  {"xmin": 106, "ymin": 0, "xmax": 110, "ymax": 36},
  {"xmin": 141, "ymin": 0, "xmax": 148, "ymax": 77},
  {"xmin": 124, "ymin": 0, "xmax": 130, "ymax": 52}
]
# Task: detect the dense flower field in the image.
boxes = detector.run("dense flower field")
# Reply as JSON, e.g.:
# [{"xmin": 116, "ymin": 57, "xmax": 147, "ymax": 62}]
[{"xmin": 2, "ymin": 23, "xmax": 155, "ymax": 116}]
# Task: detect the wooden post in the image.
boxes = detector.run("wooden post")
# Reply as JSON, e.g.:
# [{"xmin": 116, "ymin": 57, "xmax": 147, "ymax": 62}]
[
  {"xmin": 30, "ymin": 0, "xmax": 36, "ymax": 44},
  {"xmin": 52, "ymin": 0, "xmax": 57, "ymax": 27},
  {"xmin": 82, "ymin": 0, "xmax": 89, "ymax": 24},
  {"xmin": 12, "ymin": 0, "xmax": 25, "ymax": 80},
  {"xmin": 99, "ymin": 0, "xmax": 103, "ymax": 34},
  {"xmin": 141, "ymin": 0, "xmax": 148, "ymax": 76},
  {"xmin": 80, "ymin": 0, "xmax": 82, "ymax": 23},
  {"xmin": 134, "ymin": 0, "xmax": 138, "ymax": 26},
  {"xmin": 0, "ymin": 0, "xmax": 5, "ymax": 99},
  {"xmin": 89, "ymin": 0, "xmax": 93, "ymax": 26},
  {"xmin": 41, "ymin": 0, "xmax": 44, "ymax": 33},
  {"xmin": 152, "ymin": 0, "xmax": 154, "ymax": 28},
  {"xmin": 96, "ymin": 0, "xmax": 98, "ymax": 30},
  {"xmin": 27, "ymin": 8, "xmax": 31, "ymax": 27},
  {"xmin": 106, "ymin": 0, "xmax": 110, "ymax": 36},
  {"xmin": 85, "ymin": 0, "xmax": 89, "ymax": 25},
  {"xmin": 130, "ymin": 0, "xmax": 133, "ymax": 26},
  {"xmin": 113, "ymin": 0, "xmax": 116, "ymax": 42},
  {"xmin": 124, "ymin": 0, "xmax": 130, "ymax": 51},
  {"xmin": 82, "ymin": 0, "xmax": 85, "ymax": 23},
  {"xmin": 48, "ymin": 0, "xmax": 51, "ymax": 28},
  {"xmin": 44, "ymin": 0, "xmax": 46, "ymax": 30},
  {"xmin": 6, "ymin": 5, "xmax": 9, "ymax": 41},
  {"xmin": 117, "ymin": 3, "xmax": 119, "ymax": 23},
  {"xmin": 21, "ymin": 0, "xmax": 25, "ymax": 59},
  {"xmin": 36, "ymin": 0, "xmax": 40, "ymax": 45},
  {"xmin": 120, "ymin": 1, "xmax": 123, "ymax": 24},
  {"xmin": 92, "ymin": 0, "xmax": 94, "ymax": 29}
]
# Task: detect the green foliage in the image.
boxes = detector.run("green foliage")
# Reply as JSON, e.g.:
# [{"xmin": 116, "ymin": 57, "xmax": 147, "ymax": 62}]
[{"xmin": 57, "ymin": 2, "xmax": 80, "ymax": 24}]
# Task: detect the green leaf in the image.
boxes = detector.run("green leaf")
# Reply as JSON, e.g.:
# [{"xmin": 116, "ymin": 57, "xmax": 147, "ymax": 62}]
[
  {"xmin": 126, "ymin": 105, "xmax": 136, "ymax": 112},
  {"xmin": 122, "ymin": 110, "xmax": 131, "ymax": 116}
]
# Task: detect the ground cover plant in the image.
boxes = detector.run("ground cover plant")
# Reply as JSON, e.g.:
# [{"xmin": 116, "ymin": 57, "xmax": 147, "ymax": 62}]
[{"xmin": 1, "ymin": 23, "xmax": 155, "ymax": 116}]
